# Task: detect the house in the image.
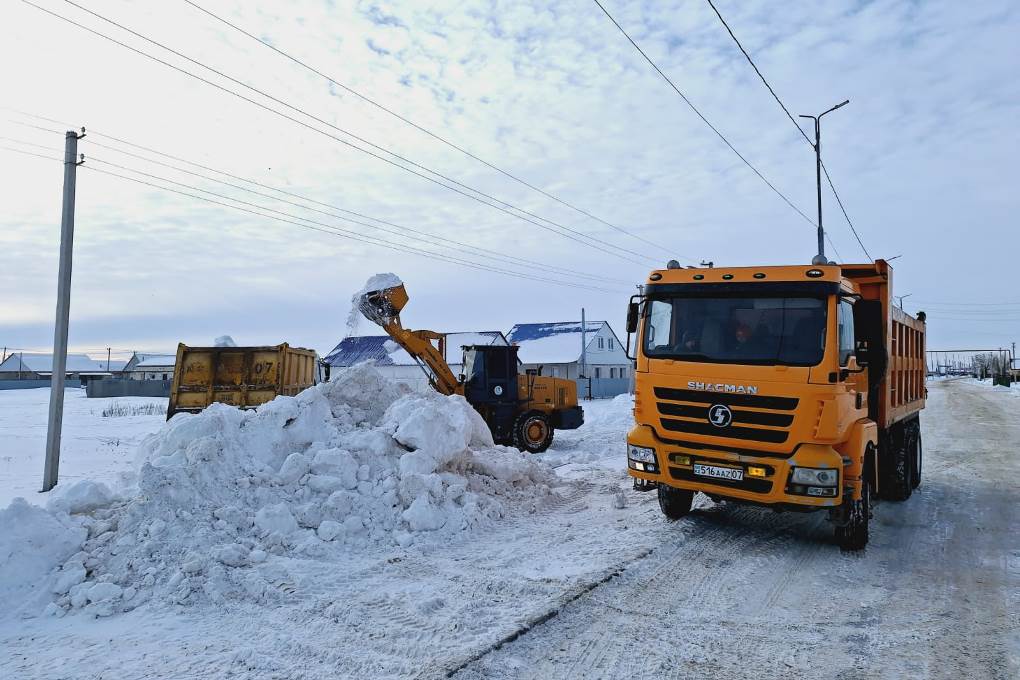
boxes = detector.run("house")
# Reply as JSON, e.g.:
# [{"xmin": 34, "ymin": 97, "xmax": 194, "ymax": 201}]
[
  {"xmin": 323, "ymin": 331, "xmax": 510, "ymax": 391},
  {"xmin": 122, "ymin": 353, "xmax": 177, "ymax": 381},
  {"xmin": 0, "ymin": 352, "xmax": 112, "ymax": 383},
  {"xmin": 505, "ymin": 321, "xmax": 631, "ymax": 387}
]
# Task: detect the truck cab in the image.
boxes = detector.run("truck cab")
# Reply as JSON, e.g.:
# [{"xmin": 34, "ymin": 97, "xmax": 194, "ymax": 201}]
[{"xmin": 626, "ymin": 260, "xmax": 925, "ymax": 550}]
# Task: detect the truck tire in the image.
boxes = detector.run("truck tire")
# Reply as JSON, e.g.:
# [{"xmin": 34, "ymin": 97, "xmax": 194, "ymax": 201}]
[
  {"xmin": 878, "ymin": 424, "xmax": 912, "ymax": 502},
  {"xmin": 836, "ymin": 476, "xmax": 870, "ymax": 551},
  {"xmin": 512, "ymin": 411, "xmax": 554, "ymax": 453},
  {"xmin": 911, "ymin": 431, "xmax": 922, "ymax": 489},
  {"xmin": 657, "ymin": 485, "xmax": 695, "ymax": 520}
]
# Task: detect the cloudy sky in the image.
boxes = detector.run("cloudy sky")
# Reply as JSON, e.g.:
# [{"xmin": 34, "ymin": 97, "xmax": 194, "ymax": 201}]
[{"xmin": 2, "ymin": 0, "xmax": 1018, "ymax": 362}]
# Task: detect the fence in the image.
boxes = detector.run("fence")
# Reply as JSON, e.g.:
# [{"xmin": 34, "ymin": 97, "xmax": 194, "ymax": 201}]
[
  {"xmin": 0, "ymin": 379, "xmax": 82, "ymax": 390},
  {"xmin": 85, "ymin": 379, "xmax": 172, "ymax": 398},
  {"xmin": 576, "ymin": 377, "xmax": 631, "ymax": 400}
]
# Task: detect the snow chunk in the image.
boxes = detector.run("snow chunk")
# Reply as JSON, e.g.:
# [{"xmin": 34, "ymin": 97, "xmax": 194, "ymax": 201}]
[
  {"xmin": 214, "ymin": 335, "xmax": 237, "ymax": 347},
  {"xmin": 255, "ymin": 504, "xmax": 298, "ymax": 536},
  {"xmin": 46, "ymin": 480, "xmax": 114, "ymax": 515}
]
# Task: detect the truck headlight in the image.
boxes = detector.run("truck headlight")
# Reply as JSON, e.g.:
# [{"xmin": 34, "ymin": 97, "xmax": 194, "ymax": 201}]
[
  {"xmin": 628, "ymin": 445, "xmax": 656, "ymax": 463},
  {"xmin": 791, "ymin": 467, "xmax": 838, "ymax": 486}
]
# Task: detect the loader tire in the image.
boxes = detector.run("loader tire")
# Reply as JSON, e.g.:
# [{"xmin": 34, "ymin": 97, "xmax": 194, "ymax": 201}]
[
  {"xmin": 512, "ymin": 411, "xmax": 553, "ymax": 453},
  {"xmin": 657, "ymin": 485, "xmax": 694, "ymax": 520},
  {"xmin": 879, "ymin": 425, "xmax": 912, "ymax": 502},
  {"xmin": 836, "ymin": 475, "xmax": 871, "ymax": 551}
]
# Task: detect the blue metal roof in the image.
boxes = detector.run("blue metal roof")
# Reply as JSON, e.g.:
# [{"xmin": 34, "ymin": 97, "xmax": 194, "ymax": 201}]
[
  {"xmin": 506, "ymin": 321, "xmax": 605, "ymax": 343},
  {"xmin": 323, "ymin": 336, "xmax": 394, "ymax": 367},
  {"xmin": 324, "ymin": 332, "xmax": 507, "ymax": 367}
]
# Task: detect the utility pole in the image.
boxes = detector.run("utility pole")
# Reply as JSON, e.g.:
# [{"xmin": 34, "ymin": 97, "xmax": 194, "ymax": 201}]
[
  {"xmin": 800, "ymin": 100, "xmax": 849, "ymax": 266},
  {"xmin": 43, "ymin": 128, "xmax": 85, "ymax": 493},
  {"xmin": 106, "ymin": 347, "xmax": 111, "ymax": 372},
  {"xmin": 580, "ymin": 308, "xmax": 587, "ymax": 379}
]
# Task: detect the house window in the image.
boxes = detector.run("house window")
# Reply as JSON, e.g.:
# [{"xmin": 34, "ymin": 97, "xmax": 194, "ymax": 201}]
[
  {"xmin": 594, "ymin": 367, "xmax": 602, "ymax": 378},
  {"xmin": 608, "ymin": 337, "xmax": 614, "ymax": 350},
  {"xmin": 162, "ymin": 373, "xmax": 168, "ymax": 381},
  {"xmin": 610, "ymin": 367, "xmax": 616, "ymax": 378},
  {"xmin": 597, "ymin": 337, "xmax": 604, "ymax": 349},
  {"xmin": 619, "ymin": 367, "xmax": 626, "ymax": 379}
]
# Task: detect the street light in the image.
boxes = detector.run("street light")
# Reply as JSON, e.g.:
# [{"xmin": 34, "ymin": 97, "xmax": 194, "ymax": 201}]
[
  {"xmin": 896, "ymin": 293, "xmax": 912, "ymax": 309},
  {"xmin": 800, "ymin": 99, "xmax": 849, "ymax": 266}
]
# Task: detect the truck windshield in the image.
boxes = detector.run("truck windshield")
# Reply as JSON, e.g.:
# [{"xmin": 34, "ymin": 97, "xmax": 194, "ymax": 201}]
[{"xmin": 643, "ymin": 296, "xmax": 827, "ymax": 366}]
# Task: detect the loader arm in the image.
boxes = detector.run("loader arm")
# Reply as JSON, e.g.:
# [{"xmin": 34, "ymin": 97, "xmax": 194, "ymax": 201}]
[{"xmin": 357, "ymin": 283, "xmax": 463, "ymax": 396}]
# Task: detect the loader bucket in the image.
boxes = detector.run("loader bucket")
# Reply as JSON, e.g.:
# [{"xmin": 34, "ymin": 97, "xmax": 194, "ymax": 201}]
[{"xmin": 358, "ymin": 283, "xmax": 409, "ymax": 327}]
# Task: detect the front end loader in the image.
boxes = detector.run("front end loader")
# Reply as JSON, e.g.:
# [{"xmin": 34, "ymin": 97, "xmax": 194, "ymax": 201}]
[{"xmin": 356, "ymin": 282, "xmax": 584, "ymax": 452}]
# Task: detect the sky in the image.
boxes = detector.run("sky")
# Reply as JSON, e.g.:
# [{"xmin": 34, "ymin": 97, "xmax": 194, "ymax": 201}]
[{"xmin": 1, "ymin": 0, "xmax": 1018, "ymax": 362}]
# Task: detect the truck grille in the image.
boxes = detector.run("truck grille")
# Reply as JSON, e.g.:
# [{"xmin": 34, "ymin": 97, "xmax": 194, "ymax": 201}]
[{"xmin": 653, "ymin": 387, "xmax": 799, "ymax": 444}]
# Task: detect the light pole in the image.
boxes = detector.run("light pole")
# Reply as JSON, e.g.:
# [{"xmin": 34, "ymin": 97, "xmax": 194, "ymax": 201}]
[
  {"xmin": 896, "ymin": 293, "xmax": 912, "ymax": 309},
  {"xmin": 800, "ymin": 100, "xmax": 849, "ymax": 266}
]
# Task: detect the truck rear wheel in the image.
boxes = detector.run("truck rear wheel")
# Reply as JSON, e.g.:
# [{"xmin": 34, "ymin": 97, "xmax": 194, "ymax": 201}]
[
  {"xmin": 879, "ymin": 425, "xmax": 912, "ymax": 501},
  {"xmin": 657, "ymin": 485, "xmax": 694, "ymax": 520},
  {"xmin": 836, "ymin": 476, "xmax": 870, "ymax": 551},
  {"xmin": 910, "ymin": 431, "xmax": 922, "ymax": 490},
  {"xmin": 512, "ymin": 411, "xmax": 554, "ymax": 453}
]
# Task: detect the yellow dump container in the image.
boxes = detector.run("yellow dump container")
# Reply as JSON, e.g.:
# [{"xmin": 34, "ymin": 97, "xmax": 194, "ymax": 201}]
[{"xmin": 167, "ymin": 343, "xmax": 317, "ymax": 419}]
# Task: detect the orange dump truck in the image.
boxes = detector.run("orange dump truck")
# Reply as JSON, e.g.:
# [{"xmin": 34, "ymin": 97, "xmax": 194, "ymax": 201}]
[
  {"xmin": 167, "ymin": 343, "xmax": 317, "ymax": 419},
  {"xmin": 625, "ymin": 259, "xmax": 925, "ymax": 549}
]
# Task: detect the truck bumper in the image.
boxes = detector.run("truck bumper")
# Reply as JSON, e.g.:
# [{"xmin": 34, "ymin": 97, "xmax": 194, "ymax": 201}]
[{"xmin": 626, "ymin": 424, "xmax": 845, "ymax": 509}]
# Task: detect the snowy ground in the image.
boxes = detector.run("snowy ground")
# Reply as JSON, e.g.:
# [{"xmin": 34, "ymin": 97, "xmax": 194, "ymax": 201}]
[
  {"xmin": 1, "ymin": 379, "xmax": 1017, "ymax": 679},
  {"xmin": 0, "ymin": 388, "xmax": 167, "ymax": 507}
]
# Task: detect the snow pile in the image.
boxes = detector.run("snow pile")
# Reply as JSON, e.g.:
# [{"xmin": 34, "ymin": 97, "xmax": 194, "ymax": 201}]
[
  {"xmin": 214, "ymin": 335, "xmax": 237, "ymax": 347},
  {"xmin": 0, "ymin": 364, "xmax": 553, "ymax": 619}
]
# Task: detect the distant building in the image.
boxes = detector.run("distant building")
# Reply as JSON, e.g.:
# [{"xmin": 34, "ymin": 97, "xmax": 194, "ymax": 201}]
[
  {"xmin": 122, "ymin": 353, "xmax": 177, "ymax": 381},
  {"xmin": 0, "ymin": 352, "xmax": 112, "ymax": 383},
  {"xmin": 505, "ymin": 321, "xmax": 630, "ymax": 381},
  {"xmin": 323, "ymin": 331, "xmax": 509, "ymax": 391}
]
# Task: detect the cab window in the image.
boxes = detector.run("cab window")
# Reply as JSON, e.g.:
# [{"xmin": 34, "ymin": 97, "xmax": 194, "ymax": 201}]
[{"xmin": 838, "ymin": 300, "xmax": 855, "ymax": 366}]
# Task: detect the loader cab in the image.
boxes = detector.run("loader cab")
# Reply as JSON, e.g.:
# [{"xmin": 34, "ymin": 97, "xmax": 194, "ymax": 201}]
[
  {"xmin": 461, "ymin": 344, "xmax": 521, "ymax": 444},
  {"xmin": 462, "ymin": 344, "xmax": 520, "ymax": 405}
]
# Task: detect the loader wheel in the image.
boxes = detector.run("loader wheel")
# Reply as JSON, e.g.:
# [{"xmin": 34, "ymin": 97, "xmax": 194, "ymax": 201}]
[
  {"xmin": 878, "ymin": 426, "xmax": 912, "ymax": 502},
  {"xmin": 512, "ymin": 411, "xmax": 553, "ymax": 453},
  {"xmin": 657, "ymin": 485, "xmax": 695, "ymax": 520},
  {"xmin": 836, "ymin": 476, "xmax": 870, "ymax": 551}
]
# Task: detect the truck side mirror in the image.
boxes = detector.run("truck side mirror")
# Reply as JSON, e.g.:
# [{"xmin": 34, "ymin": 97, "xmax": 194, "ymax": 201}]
[
  {"xmin": 626, "ymin": 302, "xmax": 639, "ymax": 334},
  {"xmin": 854, "ymin": 340, "xmax": 870, "ymax": 368}
]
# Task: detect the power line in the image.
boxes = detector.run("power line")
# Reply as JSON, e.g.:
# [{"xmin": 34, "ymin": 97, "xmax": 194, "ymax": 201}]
[
  {"xmin": 590, "ymin": 1, "xmax": 820, "ymax": 231},
  {"xmin": 4, "ymin": 116, "xmax": 631, "ymax": 284},
  {"xmin": 703, "ymin": 0, "xmax": 872, "ymax": 261},
  {"xmin": 85, "ymin": 145, "xmax": 632, "ymax": 285},
  {"xmin": 25, "ymin": 1, "xmax": 659, "ymax": 267},
  {"xmin": 182, "ymin": 0, "xmax": 683, "ymax": 259},
  {"xmin": 0, "ymin": 145, "xmax": 627, "ymax": 294}
]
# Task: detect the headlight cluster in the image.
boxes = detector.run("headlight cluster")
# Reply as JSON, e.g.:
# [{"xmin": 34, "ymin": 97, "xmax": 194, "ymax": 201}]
[
  {"xmin": 788, "ymin": 466, "xmax": 839, "ymax": 498},
  {"xmin": 791, "ymin": 467, "xmax": 838, "ymax": 486},
  {"xmin": 627, "ymin": 445, "xmax": 659, "ymax": 473}
]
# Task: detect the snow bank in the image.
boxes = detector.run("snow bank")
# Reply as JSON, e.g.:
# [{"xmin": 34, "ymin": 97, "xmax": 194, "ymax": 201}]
[{"xmin": 0, "ymin": 364, "xmax": 552, "ymax": 619}]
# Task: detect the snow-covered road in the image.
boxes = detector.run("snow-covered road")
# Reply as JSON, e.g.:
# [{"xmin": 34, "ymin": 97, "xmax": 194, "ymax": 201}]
[
  {"xmin": 1, "ymin": 380, "xmax": 1017, "ymax": 679},
  {"xmin": 454, "ymin": 379, "xmax": 1020, "ymax": 680}
]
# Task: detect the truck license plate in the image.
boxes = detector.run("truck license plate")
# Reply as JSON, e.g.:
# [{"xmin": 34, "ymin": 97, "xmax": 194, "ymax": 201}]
[{"xmin": 693, "ymin": 463, "xmax": 744, "ymax": 481}]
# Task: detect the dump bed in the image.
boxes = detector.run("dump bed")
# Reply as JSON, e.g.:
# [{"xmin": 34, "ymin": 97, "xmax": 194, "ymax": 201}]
[
  {"xmin": 167, "ymin": 343, "xmax": 317, "ymax": 419},
  {"xmin": 842, "ymin": 260, "xmax": 926, "ymax": 428}
]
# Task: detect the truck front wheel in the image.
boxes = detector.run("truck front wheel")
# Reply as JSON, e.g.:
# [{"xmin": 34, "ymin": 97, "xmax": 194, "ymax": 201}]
[
  {"xmin": 657, "ymin": 485, "xmax": 695, "ymax": 520},
  {"xmin": 836, "ymin": 476, "xmax": 870, "ymax": 551}
]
